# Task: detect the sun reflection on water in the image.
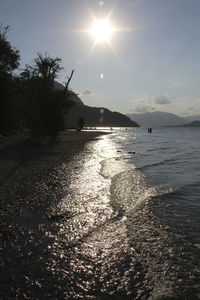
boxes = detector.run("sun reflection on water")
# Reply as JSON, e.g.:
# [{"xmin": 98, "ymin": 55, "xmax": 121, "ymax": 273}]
[{"xmin": 46, "ymin": 135, "xmax": 139, "ymax": 296}]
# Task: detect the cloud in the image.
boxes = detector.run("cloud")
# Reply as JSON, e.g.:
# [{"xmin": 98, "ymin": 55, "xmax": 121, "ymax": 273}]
[
  {"xmin": 130, "ymin": 94, "xmax": 171, "ymax": 113},
  {"xmin": 130, "ymin": 96, "xmax": 155, "ymax": 113},
  {"xmin": 154, "ymin": 94, "xmax": 170, "ymax": 105},
  {"xmin": 81, "ymin": 89, "xmax": 94, "ymax": 96},
  {"xmin": 182, "ymin": 102, "xmax": 200, "ymax": 115},
  {"xmin": 187, "ymin": 106, "xmax": 195, "ymax": 111},
  {"xmin": 133, "ymin": 105, "xmax": 155, "ymax": 113}
]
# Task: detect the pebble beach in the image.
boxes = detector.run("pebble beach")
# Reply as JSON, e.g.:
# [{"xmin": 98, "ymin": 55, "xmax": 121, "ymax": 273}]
[
  {"xmin": 0, "ymin": 130, "xmax": 112, "ymax": 299},
  {"xmin": 0, "ymin": 130, "xmax": 107, "ymax": 241}
]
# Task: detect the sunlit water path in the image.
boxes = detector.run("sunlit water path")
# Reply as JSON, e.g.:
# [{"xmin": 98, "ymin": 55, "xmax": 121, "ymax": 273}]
[{"xmin": 1, "ymin": 128, "xmax": 200, "ymax": 299}]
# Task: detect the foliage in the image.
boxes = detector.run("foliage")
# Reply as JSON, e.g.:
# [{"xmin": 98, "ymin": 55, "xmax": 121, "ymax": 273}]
[
  {"xmin": 0, "ymin": 26, "xmax": 75, "ymax": 138},
  {"xmin": 0, "ymin": 24, "xmax": 20, "ymax": 134},
  {"xmin": 19, "ymin": 53, "xmax": 74, "ymax": 138},
  {"xmin": 21, "ymin": 53, "xmax": 63, "ymax": 83},
  {"xmin": 0, "ymin": 24, "xmax": 20, "ymax": 74}
]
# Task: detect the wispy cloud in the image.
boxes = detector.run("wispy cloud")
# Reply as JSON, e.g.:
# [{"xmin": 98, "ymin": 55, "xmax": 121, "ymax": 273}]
[
  {"xmin": 130, "ymin": 93, "xmax": 172, "ymax": 113},
  {"xmin": 130, "ymin": 96, "xmax": 155, "ymax": 113},
  {"xmin": 81, "ymin": 89, "xmax": 95, "ymax": 96},
  {"xmin": 182, "ymin": 101, "xmax": 200, "ymax": 115},
  {"xmin": 131, "ymin": 104, "xmax": 156, "ymax": 113},
  {"xmin": 133, "ymin": 105, "xmax": 155, "ymax": 113}
]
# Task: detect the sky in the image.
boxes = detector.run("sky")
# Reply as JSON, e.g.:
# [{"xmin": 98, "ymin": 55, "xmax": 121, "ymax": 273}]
[{"xmin": 1, "ymin": 0, "xmax": 200, "ymax": 116}]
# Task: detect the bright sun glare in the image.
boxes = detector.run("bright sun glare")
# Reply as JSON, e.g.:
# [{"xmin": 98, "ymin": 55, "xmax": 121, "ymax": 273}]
[
  {"xmin": 73, "ymin": 2, "xmax": 132, "ymax": 57},
  {"xmin": 90, "ymin": 19, "xmax": 113, "ymax": 42}
]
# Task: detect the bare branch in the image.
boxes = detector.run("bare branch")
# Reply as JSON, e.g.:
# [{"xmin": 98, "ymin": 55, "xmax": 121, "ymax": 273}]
[
  {"xmin": 0, "ymin": 23, "xmax": 10, "ymax": 39},
  {"xmin": 64, "ymin": 70, "xmax": 74, "ymax": 93}
]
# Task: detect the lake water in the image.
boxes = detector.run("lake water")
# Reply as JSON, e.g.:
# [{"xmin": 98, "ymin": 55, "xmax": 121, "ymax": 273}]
[
  {"xmin": 106, "ymin": 127, "xmax": 200, "ymax": 298},
  {"xmin": 102, "ymin": 127, "xmax": 200, "ymax": 299}
]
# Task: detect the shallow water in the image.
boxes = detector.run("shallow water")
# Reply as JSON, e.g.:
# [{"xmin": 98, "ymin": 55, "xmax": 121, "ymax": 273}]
[{"xmin": 1, "ymin": 128, "xmax": 200, "ymax": 299}]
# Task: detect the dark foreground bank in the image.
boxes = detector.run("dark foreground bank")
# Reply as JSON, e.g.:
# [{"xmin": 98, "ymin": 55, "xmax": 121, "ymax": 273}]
[
  {"xmin": 0, "ymin": 130, "xmax": 109, "ymax": 240},
  {"xmin": 0, "ymin": 130, "xmax": 112, "ymax": 299}
]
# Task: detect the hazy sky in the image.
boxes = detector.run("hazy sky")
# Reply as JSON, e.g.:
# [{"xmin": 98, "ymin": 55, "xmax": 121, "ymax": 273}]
[{"xmin": 1, "ymin": 0, "xmax": 200, "ymax": 116}]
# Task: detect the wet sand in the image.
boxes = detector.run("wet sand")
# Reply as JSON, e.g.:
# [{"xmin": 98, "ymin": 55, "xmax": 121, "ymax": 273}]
[
  {"xmin": 0, "ymin": 130, "xmax": 141, "ymax": 299},
  {"xmin": 0, "ymin": 130, "xmax": 112, "ymax": 300},
  {"xmin": 0, "ymin": 130, "xmax": 109, "ymax": 241}
]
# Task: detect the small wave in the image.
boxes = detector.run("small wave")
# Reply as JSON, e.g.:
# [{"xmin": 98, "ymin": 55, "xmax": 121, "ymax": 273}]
[
  {"xmin": 109, "ymin": 168, "xmax": 200, "ymax": 299},
  {"xmin": 100, "ymin": 157, "xmax": 134, "ymax": 179},
  {"xmin": 147, "ymin": 146, "xmax": 174, "ymax": 152},
  {"xmin": 110, "ymin": 168, "xmax": 158, "ymax": 213},
  {"xmin": 139, "ymin": 157, "xmax": 178, "ymax": 170},
  {"xmin": 152, "ymin": 180, "xmax": 200, "ymax": 198},
  {"xmin": 153, "ymin": 181, "xmax": 200, "ymax": 209}
]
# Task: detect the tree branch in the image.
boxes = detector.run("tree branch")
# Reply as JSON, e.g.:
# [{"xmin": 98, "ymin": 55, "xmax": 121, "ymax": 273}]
[{"xmin": 64, "ymin": 70, "xmax": 74, "ymax": 93}]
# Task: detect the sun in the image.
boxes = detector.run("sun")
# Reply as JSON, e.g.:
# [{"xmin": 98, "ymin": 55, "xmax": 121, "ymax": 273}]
[
  {"xmin": 90, "ymin": 19, "xmax": 113, "ymax": 42},
  {"xmin": 71, "ymin": 2, "xmax": 132, "ymax": 57}
]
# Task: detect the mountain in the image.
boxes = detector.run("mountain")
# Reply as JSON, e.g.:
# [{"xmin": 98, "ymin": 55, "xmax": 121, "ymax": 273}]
[
  {"xmin": 54, "ymin": 82, "xmax": 139, "ymax": 128},
  {"xmin": 66, "ymin": 105, "xmax": 139, "ymax": 128},
  {"xmin": 127, "ymin": 111, "xmax": 186, "ymax": 127},
  {"xmin": 183, "ymin": 115, "xmax": 200, "ymax": 123},
  {"xmin": 182, "ymin": 120, "xmax": 200, "ymax": 127},
  {"xmin": 53, "ymin": 81, "xmax": 84, "ymax": 106}
]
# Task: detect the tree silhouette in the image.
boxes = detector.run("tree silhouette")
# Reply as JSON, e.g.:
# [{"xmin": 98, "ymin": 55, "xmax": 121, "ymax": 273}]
[
  {"xmin": 21, "ymin": 53, "xmax": 63, "ymax": 83},
  {"xmin": 0, "ymin": 25, "xmax": 20, "ymax": 74},
  {"xmin": 0, "ymin": 27, "xmax": 75, "ymax": 138},
  {"xmin": 34, "ymin": 53, "xmax": 63, "ymax": 83},
  {"xmin": 0, "ymin": 24, "xmax": 20, "ymax": 134},
  {"xmin": 20, "ymin": 53, "xmax": 74, "ymax": 139}
]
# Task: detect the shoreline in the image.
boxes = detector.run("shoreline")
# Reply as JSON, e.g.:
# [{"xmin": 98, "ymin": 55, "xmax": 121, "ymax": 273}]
[
  {"xmin": 0, "ymin": 130, "xmax": 110, "ymax": 241},
  {"xmin": 0, "ymin": 129, "xmax": 115, "ymax": 299}
]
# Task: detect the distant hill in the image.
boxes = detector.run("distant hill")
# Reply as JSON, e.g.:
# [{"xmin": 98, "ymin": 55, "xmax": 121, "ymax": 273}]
[
  {"xmin": 127, "ymin": 111, "xmax": 186, "ymax": 127},
  {"xmin": 54, "ymin": 81, "xmax": 84, "ymax": 106},
  {"xmin": 182, "ymin": 120, "xmax": 200, "ymax": 127},
  {"xmin": 66, "ymin": 105, "xmax": 139, "ymax": 128},
  {"xmin": 54, "ymin": 82, "xmax": 139, "ymax": 128},
  {"xmin": 183, "ymin": 115, "xmax": 200, "ymax": 123}
]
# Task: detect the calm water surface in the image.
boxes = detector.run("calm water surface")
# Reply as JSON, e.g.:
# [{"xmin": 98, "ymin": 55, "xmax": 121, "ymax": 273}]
[{"xmin": 1, "ymin": 127, "xmax": 200, "ymax": 299}]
